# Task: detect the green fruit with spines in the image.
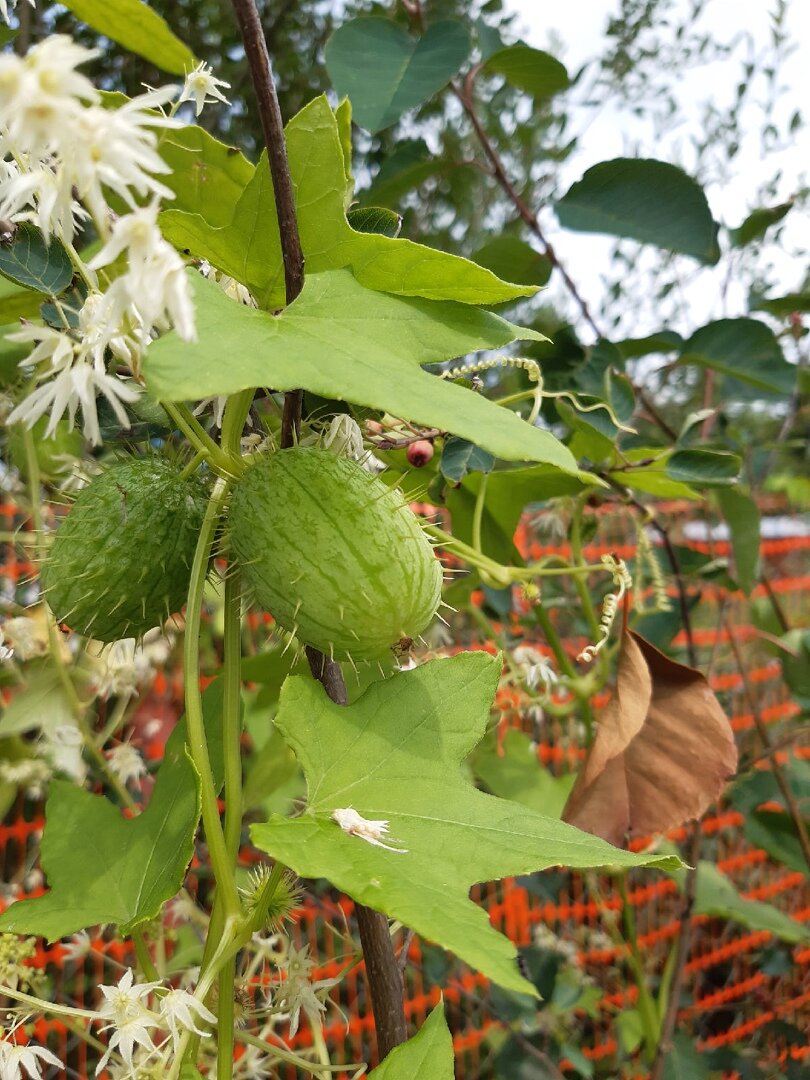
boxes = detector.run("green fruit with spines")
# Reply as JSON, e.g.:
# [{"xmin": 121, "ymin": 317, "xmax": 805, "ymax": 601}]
[
  {"xmin": 41, "ymin": 458, "xmax": 208, "ymax": 642},
  {"xmin": 229, "ymin": 447, "xmax": 442, "ymax": 661}
]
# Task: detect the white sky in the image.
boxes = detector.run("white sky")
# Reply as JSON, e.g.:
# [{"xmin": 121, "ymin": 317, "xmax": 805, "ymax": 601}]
[{"xmin": 502, "ymin": 0, "xmax": 810, "ymax": 337}]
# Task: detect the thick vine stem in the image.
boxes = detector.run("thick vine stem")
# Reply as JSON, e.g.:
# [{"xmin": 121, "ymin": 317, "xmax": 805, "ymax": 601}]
[{"xmin": 229, "ymin": 0, "xmax": 408, "ymax": 1058}]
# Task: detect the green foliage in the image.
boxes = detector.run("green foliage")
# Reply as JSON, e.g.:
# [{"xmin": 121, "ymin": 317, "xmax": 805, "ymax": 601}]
[
  {"xmin": 325, "ymin": 17, "xmax": 470, "ymax": 133},
  {"xmin": 158, "ymin": 126, "xmax": 255, "ymax": 227},
  {"xmin": 716, "ymin": 487, "xmax": 760, "ymax": 594},
  {"xmin": 0, "ymin": 224, "xmax": 74, "ymax": 295},
  {"xmin": 556, "ymin": 158, "xmax": 720, "ymax": 264},
  {"xmin": 252, "ymin": 653, "xmax": 680, "ymax": 996},
  {"xmin": 145, "ymin": 269, "xmax": 582, "ymax": 471},
  {"xmin": 484, "ymin": 43, "xmax": 570, "ymax": 100},
  {"xmin": 161, "ymin": 97, "xmax": 533, "ymax": 310},
  {"xmin": 61, "ymin": 0, "xmax": 196, "ymax": 74},
  {"xmin": 684, "ymin": 862, "xmax": 809, "ymax": 944},
  {"xmin": 367, "ymin": 1004, "xmax": 454, "ymax": 1078},
  {"xmin": 680, "ymin": 318, "xmax": 794, "ymax": 394}
]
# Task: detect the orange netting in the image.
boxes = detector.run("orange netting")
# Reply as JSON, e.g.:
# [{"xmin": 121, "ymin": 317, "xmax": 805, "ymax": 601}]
[{"xmin": 1, "ymin": 495, "xmax": 808, "ymax": 1077}]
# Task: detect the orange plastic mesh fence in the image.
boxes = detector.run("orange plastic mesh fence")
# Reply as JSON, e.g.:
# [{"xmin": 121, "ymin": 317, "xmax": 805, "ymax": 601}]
[{"xmin": 1, "ymin": 496, "xmax": 808, "ymax": 1077}]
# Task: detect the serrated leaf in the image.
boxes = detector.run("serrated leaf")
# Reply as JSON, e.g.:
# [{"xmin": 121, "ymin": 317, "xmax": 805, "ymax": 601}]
[
  {"xmin": 325, "ymin": 17, "xmax": 470, "ymax": 133},
  {"xmin": 0, "ymin": 224, "xmax": 73, "ymax": 295},
  {"xmin": 440, "ymin": 436, "xmax": 495, "ymax": 483},
  {"xmin": 679, "ymin": 317, "xmax": 794, "ymax": 394},
  {"xmin": 0, "ymin": 682, "xmax": 227, "ymax": 940},
  {"xmin": 368, "ymin": 1004, "xmax": 453, "ymax": 1078},
  {"xmin": 347, "ymin": 206, "xmax": 402, "ymax": 238},
  {"xmin": 160, "ymin": 96, "xmax": 533, "ymax": 308},
  {"xmin": 62, "ymin": 0, "xmax": 195, "ymax": 75},
  {"xmin": 665, "ymin": 449, "xmax": 740, "ymax": 487},
  {"xmin": 146, "ymin": 269, "xmax": 581, "ymax": 472},
  {"xmin": 484, "ymin": 44, "xmax": 569, "ymax": 100},
  {"xmin": 251, "ymin": 653, "xmax": 682, "ymax": 996},
  {"xmin": 716, "ymin": 487, "xmax": 760, "ymax": 594},
  {"xmin": 556, "ymin": 158, "xmax": 720, "ymax": 264}
]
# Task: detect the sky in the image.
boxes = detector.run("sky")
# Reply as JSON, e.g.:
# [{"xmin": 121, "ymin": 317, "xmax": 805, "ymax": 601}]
[{"xmin": 499, "ymin": 0, "xmax": 810, "ymax": 338}]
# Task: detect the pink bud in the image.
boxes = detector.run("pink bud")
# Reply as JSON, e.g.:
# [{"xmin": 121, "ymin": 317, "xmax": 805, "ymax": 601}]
[{"xmin": 407, "ymin": 440, "xmax": 434, "ymax": 467}]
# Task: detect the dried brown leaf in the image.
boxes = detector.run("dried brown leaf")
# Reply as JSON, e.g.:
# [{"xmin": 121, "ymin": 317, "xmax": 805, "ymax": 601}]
[{"xmin": 563, "ymin": 630, "xmax": 738, "ymax": 846}]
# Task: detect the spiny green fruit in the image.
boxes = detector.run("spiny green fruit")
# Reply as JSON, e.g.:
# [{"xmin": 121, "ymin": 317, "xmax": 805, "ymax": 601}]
[
  {"xmin": 42, "ymin": 459, "xmax": 208, "ymax": 642},
  {"xmin": 229, "ymin": 447, "xmax": 442, "ymax": 661}
]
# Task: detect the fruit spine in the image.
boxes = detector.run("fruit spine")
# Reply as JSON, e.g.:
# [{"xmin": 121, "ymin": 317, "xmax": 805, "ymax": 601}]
[{"xmin": 229, "ymin": 447, "xmax": 442, "ymax": 661}]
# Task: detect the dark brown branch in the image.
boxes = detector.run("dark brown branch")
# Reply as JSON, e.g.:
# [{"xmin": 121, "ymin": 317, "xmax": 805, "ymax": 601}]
[
  {"xmin": 230, "ymin": 0, "xmax": 407, "ymax": 1058},
  {"xmin": 230, "ymin": 0, "xmax": 305, "ymax": 445}
]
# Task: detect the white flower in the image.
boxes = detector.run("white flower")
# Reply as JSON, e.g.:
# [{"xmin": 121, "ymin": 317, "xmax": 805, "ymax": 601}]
[
  {"xmin": 0, "ymin": 1038, "xmax": 63, "ymax": 1080},
  {"xmin": 0, "ymin": 1, "xmax": 36, "ymax": 29},
  {"xmin": 0, "ymin": 628, "xmax": 13, "ymax": 663},
  {"xmin": 0, "ymin": 758, "xmax": 51, "ymax": 799},
  {"xmin": 90, "ymin": 203, "xmax": 196, "ymax": 344},
  {"xmin": 0, "ymin": 160, "xmax": 86, "ymax": 244},
  {"xmin": 106, "ymin": 742, "xmax": 147, "ymax": 787},
  {"xmin": 178, "ymin": 61, "xmax": 231, "ymax": 116},
  {"xmin": 159, "ymin": 989, "xmax": 215, "ymax": 1051},
  {"xmin": 90, "ymin": 638, "xmax": 161, "ymax": 697},
  {"xmin": 2, "ymin": 616, "xmax": 48, "ymax": 660},
  {"xmin": 61, "ymin": 929, "xmax": 92, "ymax": 962},
  {"xmin": 38, "ymin": 723, "xmax": 86, "ymax": 784},
  {"xmin": 96, "ymin": 968, "xmax": 162, "ymax": 1075},
  {"xmin": 331, "ymin": 807, "xmax": 407, "ymax": 853},
  {"xmin": 276, "ymin": 942, "xmax": 339, "ymax": 1037}
]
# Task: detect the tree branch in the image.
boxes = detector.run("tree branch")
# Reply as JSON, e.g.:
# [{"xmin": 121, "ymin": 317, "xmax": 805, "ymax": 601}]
[{"xmin": 229, "ymin": 3, "xmax": 407, "ymax": 1058}]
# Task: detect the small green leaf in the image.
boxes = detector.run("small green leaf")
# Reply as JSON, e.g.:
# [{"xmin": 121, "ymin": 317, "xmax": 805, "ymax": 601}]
[
  {"xmin": 146, "ymin": 269, "xmax": 581, "ymax": 473},
  {"xmin": 362, "ymin": 139, "xmax": 448, "ymax": 208},
  {"xmin": 251, "ymin": 654, "xmax": 681, "ymax": 996},
  {"xmin": 781, "ymin": 629, "xmax": 810, "ymax": 700},
  {"xmin": 0, "ymin": 661, "xmax": 75, "ymax": 739},
  {"xmin": 745, "ymin": 809, "xmax": 810, "ymax": 876},
  {"xmin": 472, "ymin": 237, "xmax": 552, "ymax": 289},
  {"xmin": 62, "ymin": 0, "xmax": 195, "ymax": 75},
  {"xmin": 609, "ymin": 448, "xmax": 700, "ymax": 499},
  {"xmin": 368, "ymin": 1004, "xmax": 454, "ymax": 1079},
  {"xmin": 729, "ymin": 200, "xmax": 792, "ymax": 247},
  {"xmin": 752, "ymin": 292, "xmax": 810, "ymax": 318},
  {"xmin": 325, "ymin": 17, "xmax": 470, "ymax": 133},
  {"xmin": 556, "ymin": 158, "xmax": 720, "ymax": 264},
  {"xmin": 347, "ymin": 206, "xmax": 402, "ymax": 238},
  {"xmin": 614, "ymin": 330, "xmax": 683, "ymax": 359},
  {"xmin": 680, "ymin": 317, "xmax": 794, "ymax": 394},
  {"xmin": 472, "ymin": 730, "xmax": 574, "ymax": 818},
  {"xmin": 662, "ymin": 1034, "xmax": 710, "ymax": 1080},
  {"xmin": 484, "ymin": 44, "xmax": 569, "ymax": 100},
  {"xmin": 690, "ymin": 862, "xmax": 809, "ymax": 944},
  {"xmin": 0, "ymin": 224, "xmax": 74, "ymax": 295},
  {"xmin": 716, "ymin": 487, "xmax": 760, "ymax": 594},
  {"xmin": 0, "ymin": 275, "xmax": 43, "ymax": 321},
  {"xmin": 440, "ymin": 436, "xmax": 496, "ymax": 483},
  {"xmin": 665, "ymin": 449, "xmax": 740, "ymax": 487}
]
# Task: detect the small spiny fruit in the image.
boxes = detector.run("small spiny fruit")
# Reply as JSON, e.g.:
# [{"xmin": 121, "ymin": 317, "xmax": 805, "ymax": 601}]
[
  {"xmin": 406, "ymin": 439, "xmax": 434, "ymax": 467},
  {"xmin": 229, "ymin": 447, "xmax": 442, "ymax": 661},
  {"xmin": 42, "ymin": 458, "xmax": 208, "ymax": 642}
]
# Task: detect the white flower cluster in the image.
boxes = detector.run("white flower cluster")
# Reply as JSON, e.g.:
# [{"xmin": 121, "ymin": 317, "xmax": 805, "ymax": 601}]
[{"xmin": 0, "ymin": 39, "xmax": 228, "ymax": 447}]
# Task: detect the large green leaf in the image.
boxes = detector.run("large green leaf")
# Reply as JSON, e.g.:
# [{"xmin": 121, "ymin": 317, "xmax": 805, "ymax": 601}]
[
  {"xmin": 0, "ymin": 275, "xmax": 43, "ymax": 322},
  {"xmin": 691, "ymin": 862, "xmax": 809, "ymax": 944},
  {"xmin": 325, "ymin": 17, "xmax": 470, "ymax": 133},
  {"xmin": 716, "ymin": 487, "xmax": 760, "ymax": 594},
  {"xmin": 484, "ymin": 44, "xmax": 569, "ymax": 100},
  {"xmin": 251, "ymin": 653, "xmax": 681, "ymax": 996},
  {"xmin": 665, "ymin": 449, "xmax": 740, "ymax": 487},
  {"xmin": 145, "ymin": 270, "xmax": 579, "ymax": 472},
  {"xmin": 0, "ymin": 224, "xmax": 73, "ymax": 295},
  {"xmin": 160, "ymin": 96, "xmax": 533, "ymax": 308},
  {"xmin": 556, "ymin": 159, "xmax": 720, "ymax": 264},
  {"xmin": 368, "ymin": 1004, "xmax": 453, "ymax": 1079},
  {"xmin": 679, "ymin": 318, "xmax": 794, "ymax": 394},
  {"xmin": 0, "ymin": 683, "xmax": 227, "ymax": 940},
  {"xmin": 62, "ymin": 0, "xmax": 195, "ymax": 75},
  {"xmin": 159, "ymin": 126, "xmax": 254, "ymax": 228}
]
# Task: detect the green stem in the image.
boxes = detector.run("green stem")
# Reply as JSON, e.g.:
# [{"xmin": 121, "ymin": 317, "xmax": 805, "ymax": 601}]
[
  {"xmin": 163, "ymin": 401, "xmax": 234, "ymax": 474},
  {"xmin": 532, "ymin": 604, "xmax": 596, "ymax": 735},
  {"xmin": 618, "ymin": 876, "xmax": 660, "ymax": 1059},
  {"xmin": 184, "ymin": 478, "xmax": 241, "ymax": 919},
  {"xmin": 94, "ymin": 693, "xmax": 132, "ymax": 749},
  {"xmin": 471, "ymin": 472, "xmax": 488, "ymax": 556},
  {"xmin": 0, "ymin": 984, "xmax": 97, "ymax": 1019},
  {"xmin": 132, "ymin": 929, "xmax": 160, "ymax": 983},
  {"xmin": 216, "ymin": 956, "xmax": 237, "ymax": 1080},
  {"xmin": 234, "ymin": 1030, "xmax": 361, "ymax": 1073}
]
